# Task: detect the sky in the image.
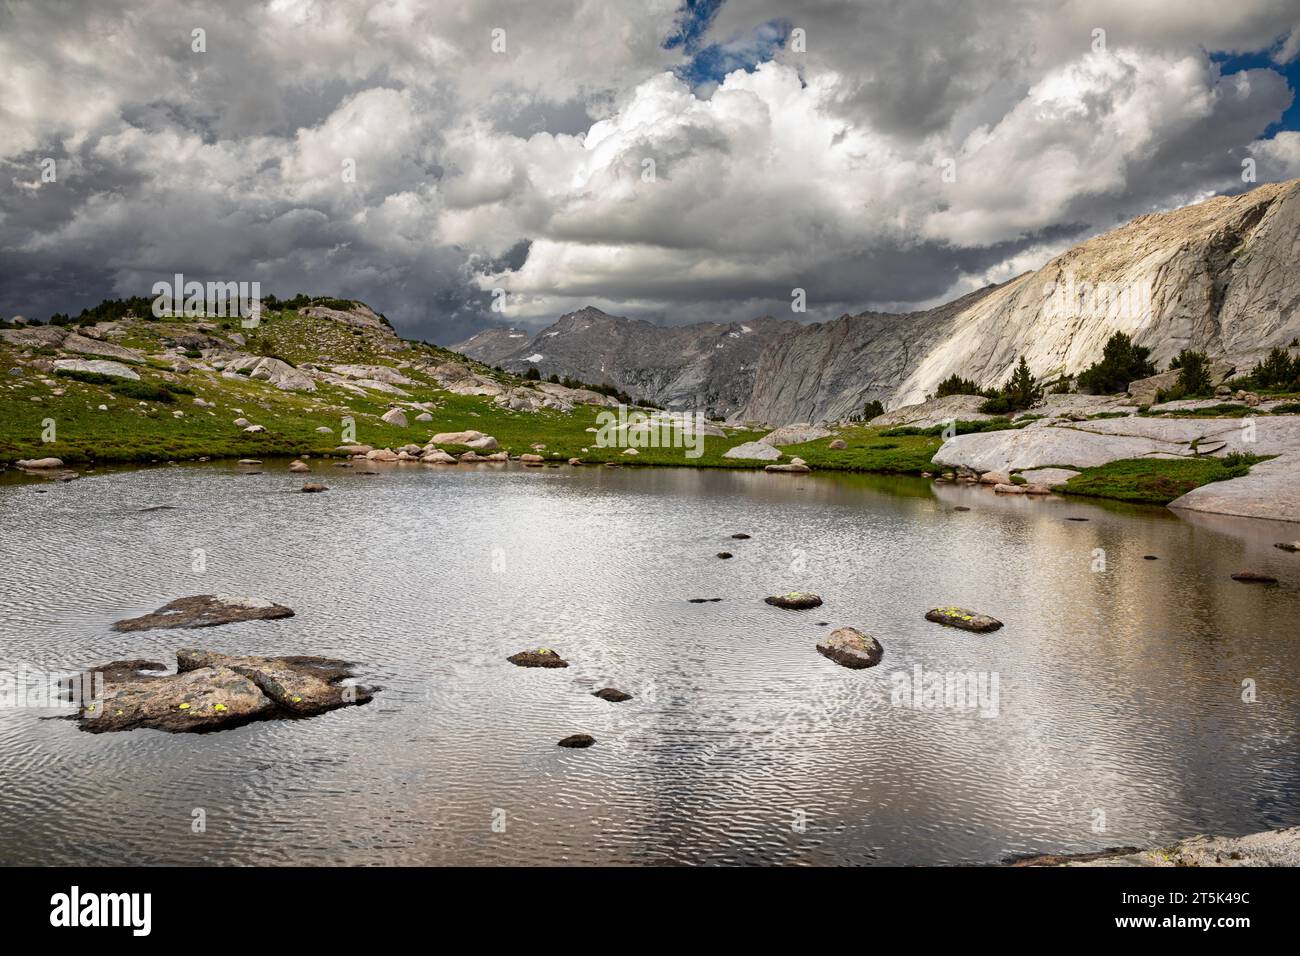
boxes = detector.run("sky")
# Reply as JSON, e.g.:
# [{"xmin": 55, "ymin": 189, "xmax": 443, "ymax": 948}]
[{"xmin": 1, "ymin": 0, "xmax": 1298, "ymax": 344}]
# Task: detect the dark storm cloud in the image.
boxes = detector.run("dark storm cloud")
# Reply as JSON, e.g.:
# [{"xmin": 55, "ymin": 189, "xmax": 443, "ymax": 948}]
[{"xmin": 1, "ymin": 0, "xmax": 1298, "ymax": 342}]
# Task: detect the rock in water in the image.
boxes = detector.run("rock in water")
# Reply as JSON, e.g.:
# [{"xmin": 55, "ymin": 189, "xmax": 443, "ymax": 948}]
[
  {"xmin": 816, "ymin": 627, "xmax": 884, "ymax": 669},
  {"xmin": 593, "ymin": 688, "xmax": 632, "ymax": 702},
  {"xmin": 717, "ymin": 551, "xmax": 733, "ymax": 559},
  {"xmin": 1274, "ymin": 542, "xmax": 1300, "ymax": 553},
  {"xmin": 558, "ymin": 734, "xmax": 595, "ymax": 748},
  {"xmin": 112, "ymin": 595, "xmax": 295, "ymax": 632},
  {"xmin": 79, "ymin": 649, "xmax": 372, "ymax": 733},
  {"xmin": 731, "ymin": 532, "xmax": 751, "ymax": 539},
  {"xmin": 507, "ymin": 648, "xmax": 569, "ymax": 668},
  {"xmin": 1231, "ymin": 572, "xmax": 1278, "ymax": 584},
  {"xmin": 17, "ymin": 457, "xmax": 65, "ymax": 469},
  {"xmin": 300, "ymin": 483, "xmax": 328, "ymax": 493},
  {"xmin": 288, "ymin": 460, "xmax": 310, "ymax": 472},
  {"xmin": 925, "ymin": 606, "xmax": 1003, "ymax": 632},
  {"xmin": 765, "ymin": 592, "xmax": 823, "ymax": 610}
]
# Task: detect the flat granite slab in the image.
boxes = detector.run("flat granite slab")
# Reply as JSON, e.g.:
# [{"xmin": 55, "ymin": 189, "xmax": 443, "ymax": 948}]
[{"xmin": 1169, "ymin": 454, "xmax": 1300, "ymax": 523}]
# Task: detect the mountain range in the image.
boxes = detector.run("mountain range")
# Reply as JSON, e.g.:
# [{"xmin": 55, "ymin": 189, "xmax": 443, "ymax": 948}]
[{"xmin": 454, "ymin": 179, "xmax": 1300, "ymax": 424}]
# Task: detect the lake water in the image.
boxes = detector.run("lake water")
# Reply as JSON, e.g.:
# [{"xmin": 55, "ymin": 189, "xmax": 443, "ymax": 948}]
[{"xmin": 1, "ymin": 461, "xmax": 1297, "ymax": 865}]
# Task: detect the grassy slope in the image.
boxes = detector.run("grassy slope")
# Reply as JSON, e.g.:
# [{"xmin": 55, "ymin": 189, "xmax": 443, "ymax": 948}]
[
  {"xmin": 1058, "ymin": 455, "xmax": 1270, "ymax": 505},
  {"xmin": 0, "ymin": 309, "xmax": 1273, "ymax": 505},
  {"xmin": 0, "ymin": 311, "xmax": 941, "ymax": 472}
]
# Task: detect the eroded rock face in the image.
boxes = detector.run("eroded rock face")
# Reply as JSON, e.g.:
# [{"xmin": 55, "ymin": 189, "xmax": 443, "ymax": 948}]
[
  {"xmin": 816, "ymin": 627, "xmax": 884, "ymax": 669},
  {"xmin": 925, "ymin": 606, "xmax": 1003, "ymax": 632},
  {"xmin": 743, "ymin": 180, "xmax": 1300, "ymax": 422},
  {"xmin": 112, "ymin": 595, "xmax": 294, "ymax": 632}
]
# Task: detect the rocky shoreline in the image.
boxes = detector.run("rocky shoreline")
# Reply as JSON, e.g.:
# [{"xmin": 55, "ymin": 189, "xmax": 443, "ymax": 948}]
[{"xmin": 1005, "ymin": 826, "xmax": 1300, "ymax": 867}]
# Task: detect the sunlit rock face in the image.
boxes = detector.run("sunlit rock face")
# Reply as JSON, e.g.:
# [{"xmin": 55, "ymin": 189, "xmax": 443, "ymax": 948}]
[{"xmin": 742, "ymin": 180, "xmax": 1300, "ymax": 424}]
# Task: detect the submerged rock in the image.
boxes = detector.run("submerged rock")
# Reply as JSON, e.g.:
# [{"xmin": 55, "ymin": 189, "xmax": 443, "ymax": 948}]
[
  {"xmin": 1231, "ymin": 571, "xmax": 1278, "ymax": 584},
  {"xmin": 1276, "ymin": 542, "xmax": 1300, "ymax": 553},
  {"xmin": 558, "ymin": 734, "xmax": 595, "ymax": 748},
  {"xmin": 300, "ymin": 483, "xmax": 328, "ymax": 493},
  {"xmin": 112, "ymin": 595, "xmax": 295, "ymax": 632},
  {"xmin": 593, "ymin": 688, "xmax": 632, "ymax": 702},
  {"xmin": 816, "ymin": 627, "xmax": 884, "ymax": 669},
  {"xmin": 925, "ymin": 606, "xmax": 1003, "ymax": 632},
  {"xmin": 507, "ymin": 648, "xmax": 568, "ymax": 668},
  {"xmin": 79, "ymin": 649, "xmax": 372, "ymax": 733},
  {"xmin": 717, "ymin": 551, "xmax": 733, "ymax": 559},
  {"xmin": 731, "ymin": 533, "xmax": 751, "ymax": 539},
  {"xmin": 687, "ymin": 597, "xmax": 724, "ymax": 603},
  {"xmin": 765, "ymin": 592, "xmax": 823, "ymax": 610}
]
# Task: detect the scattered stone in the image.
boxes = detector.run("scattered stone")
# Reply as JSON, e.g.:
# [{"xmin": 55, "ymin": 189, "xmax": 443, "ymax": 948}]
[
  {"xmin": 507, "ymin": 648, "xmax": 568, "ymax": 668},
  {"xmin": 366, "ymin": 448, "xmax": 399, "ymax": 462},
  {"xmin": 243, "ymin": 424, "xmax": 266, "ymax": 434},
  {"xmin": 765, "ymin": 460, "xmax": 811, "ymax": 473},
  {"xmin": 816, "ymin": 626, "xmax": 884, "ymax": 669},
  {"xmin": 51, "ymin": 358, "xmax": 140, "ymax": 380},
  {"xmin": 336, "ymin": 444, "xmax": 373, "ymax": 455},
  {"xmin": 301, "ymin": 483, "xmax": 328, "ymax": 493},
  {"xmin": 519, "ymin": 453, "xmax": 544, "ymax": 463},
  {"xmin": 979, "ymin": 470, "xmax": 1011, "ymax": 486},
  {"xmin": 717, "ymin": 551, "xmax": 733, "ymax": 559},
  {"xmin": 759, "ymin": 423, "xmax": 832, "ymax": 446},
  {"xmin": 415, "ymin": 412, "xmax": 433, "ymax": 422},
  {"xmin": 723, "ymin": 441, "xmax": 782, "ymax": 461},
  {"xmin": 568, "ymin": 457, "xmax": 583, "ymax": 465},
  {"xmin": 421, "ymin": 450, "xmax": 458, "ymax": 464},
  {"xmin": 593, "ymin": 688, "xmax": 632, "ymax": 703},
  {"xmin": 993, "ymin": 483, "xmax": 1025, "ymax": 494},
  {"xmin": 431, "ymin": 430, "xmax": 486, "ymax": 445},
  {"xmin": 288, "ymin": 460, "xmax": 310, "ymax": 473},
  {"xmin": 731, "ymin": 533, "xmax": 751, "ymax": 539},
  {"xmin": 557, "ymin": 734, "xmax": 595, "ymax": 748},
  {"xmin": 1231, "ymin": 572, "xmax": 1278, "ymax": 584},
  {"xmin": 17, "ymin": 457, "xmax": 63, "ymax": 469},
  {"xmin": 112, "ymin": 595, "xmax": 295, "ymax": 632},
  {"xmin": 765, "ymin": 592, "xmax": 823, "ymax": 610},
  {"xmin": 953, "ymin": 506, "xmax": 971, "ymax": 512},
  {"xmin": 465, "ymin": 435, "xmax": 500, "ymax": 450},
  {"xmin": 622, "ymin": 447, "xmax": 639, "ymax": 455},
  {"xmin": 238, "ymin": 458, "xmax": 262, "ymax": 465},
  {"xmin": 687, "ymin": 598, "xmax": 724, "ymax": 603},
  {"xmin": 925, "ymin": 606, "xmax": 1003, "ymax": 632},
  {"xmin": 380, "ymin": 407, "xmax": 408, "ymax": 427},
  {"xmin": 828, "ymin": 439, "xmax": 847, "ymax": 449}
]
